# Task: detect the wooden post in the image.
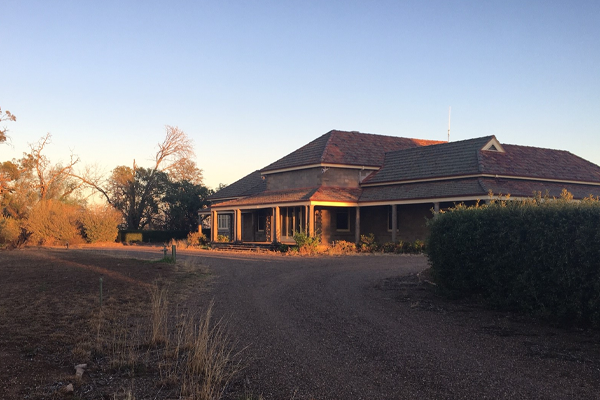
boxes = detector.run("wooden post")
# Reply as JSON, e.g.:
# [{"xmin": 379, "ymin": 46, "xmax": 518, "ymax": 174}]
[
  {"xmin": 211, "ymin": 211, "xmax": 217, "ymax": 242},
  {"xmin": 235, "ymin": 209, "xmax": 242, "ymax": 242},
  {"xmin": 355, "ymin": 206, "xmax": 360, "ymax": 244},
  {"xmin": 274, "ymin": 206, "xmax": 280, "ymax": 243},
  {"xmin": 309, "ymin": 205, "xmax": 315, "ymax": 237},
  {"xmin": 391, "ymin": 204, "xmax": 397, "ymax": 243}
]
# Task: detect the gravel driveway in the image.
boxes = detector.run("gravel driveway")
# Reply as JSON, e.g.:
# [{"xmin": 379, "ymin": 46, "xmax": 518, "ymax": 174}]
[{"xmin": 90, "ymin": 248, "xmax": 600, "ymax": 399}]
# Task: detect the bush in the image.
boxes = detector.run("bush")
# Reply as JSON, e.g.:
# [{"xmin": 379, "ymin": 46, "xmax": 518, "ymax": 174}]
[
  {"xmin": 0, "ymin": 216, "xmax": 22, "ymax": 246},
  {"xmin": 79, "ymin": 206, "xmax": 120, "ymax": 243},
  {"xmin": 25, "ymin": 200, "xmax": 83, "ymax": 245},
  {"xmin": 426, "ymin": 192, "xmax": 600, "ymax": 327},
  {"xmin": 358, "ymin": 233, "xmax": 378, "ymax": 253},
  {"xmin": 187, "ymin": 231, "xmax": 208, "ymax": 247},
  {"xmin": 327, "ymin": 240, "xmax": 356, "ymax": 255},
  {"xmin": 216, "ymin": 234, "xmax": 229, "ymax": 242},
  {"xmin": 293, "ymin": 231, "xmax": 320, "ymax": 255},
  {"xmin": 381, "ymin": 242, "xmax": 396, "ymax": 253}
]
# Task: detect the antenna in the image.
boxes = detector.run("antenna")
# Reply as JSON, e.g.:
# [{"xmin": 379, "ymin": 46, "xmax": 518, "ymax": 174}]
[{"xmin": 447, "ymin": 106, "xmax": 451, "ymax": 142}]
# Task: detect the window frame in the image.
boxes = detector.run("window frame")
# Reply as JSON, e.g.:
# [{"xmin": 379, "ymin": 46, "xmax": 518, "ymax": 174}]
[{"xmin": 217, "ymin": 214, "xmax": 230, "ymax": 230}]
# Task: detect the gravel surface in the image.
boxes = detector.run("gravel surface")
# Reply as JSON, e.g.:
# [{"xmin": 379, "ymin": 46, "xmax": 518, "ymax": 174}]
[{"xmin": 89, "ymin": 248, "xmax": 600, "ymax": 399}]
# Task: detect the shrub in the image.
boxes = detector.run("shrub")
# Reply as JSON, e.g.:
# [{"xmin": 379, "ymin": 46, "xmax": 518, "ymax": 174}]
[
  {"xmin": 426, "ymin": 192, "xmax": 600, "ymax": 327},
  {"xmin": 327, "ymin": 240, "xmax": 356, "ymax": 255},
  {"xmin": 381, "ymin": 242, "xmax": 396, "ymax": 253},
  {"xmin": 293, "ymin": 231, "xmax": 320, "ymax": 255},
  {"xmin": 79, "ymin": 205, "xmax": 120, "ymax": 243},
  {"xmin": 0, "ymin": 216, "xmax": 22, "ymax": 246},
  {"xmin": 25, "ymin": 200, "xmax": 82, "ymax": 245},
  {"xmin": 216, "ymin": 234, "xmax": 229, "ymax": 243},
  {"xmin": 187, "ymin": 231, "xmax": 208, "ymax": 247},
  {"xmin": 358, "ymin": 233, "xmax": 378, "ymax": 253},
  {"xmin": 277, "ymin": 243, "xmax": 290, "ymax": 253}
]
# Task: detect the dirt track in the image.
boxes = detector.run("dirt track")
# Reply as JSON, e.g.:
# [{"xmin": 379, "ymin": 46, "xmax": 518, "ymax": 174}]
[{"xmin": 93, "ymin": 248, "xmax": 600, "ymax": 399}]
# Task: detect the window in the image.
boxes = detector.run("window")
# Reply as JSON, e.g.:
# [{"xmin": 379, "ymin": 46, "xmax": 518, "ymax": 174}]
[
  {"xmin": 336, "ymin": 209, "xmax": 349, "ymax": 231},
  {"xmin": 257, "ymin": 210, "xmax": 266, "ymax": 232},
  {"xmin": 217, "ymin": 214, "xmax": 230, "ymax": 230}
]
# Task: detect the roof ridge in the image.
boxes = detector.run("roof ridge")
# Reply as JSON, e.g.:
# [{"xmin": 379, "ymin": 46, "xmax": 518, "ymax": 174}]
[{"xmin": 320, "ymin": 131, "xmax": 336, "ymax": 163}]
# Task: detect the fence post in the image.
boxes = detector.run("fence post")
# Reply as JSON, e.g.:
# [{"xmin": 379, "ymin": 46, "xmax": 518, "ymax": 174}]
[
  {"xmin": 99, "ymin": 277, "xmax": 103, "ymax": 307},
  {"xmin": 172, "ymin": 245, "xmax": 176, "ymax": 262}
]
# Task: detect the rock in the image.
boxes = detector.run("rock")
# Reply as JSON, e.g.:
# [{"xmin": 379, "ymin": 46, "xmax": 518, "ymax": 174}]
[
  {"xmin": 74, "ymin": 363, "xmax": 87, "ymax": 378},
  {"xmin": 64, "ymin": 383, "xmax": 74, "ymax": 394}
]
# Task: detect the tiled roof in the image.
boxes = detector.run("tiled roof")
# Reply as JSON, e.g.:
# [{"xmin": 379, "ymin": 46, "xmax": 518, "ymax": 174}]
[
  {"xmin": 363, "ymin": 136, "xmax": 494, "ymax": 184},
  {"xmin": 479, "ymin": 145, "xmax": 600, "ymax": 182},
  {"xmin": 261, "ymin": 130, "xmax": 444, "ymax": 172},
  {"xmin": 359, "ymin": 177, "xmax": 600, "ymax": 203},
  {"xmin": 207, "ymin": 170, "xmax": 266, "ymax": 201},
  {"xmin": 479, "ymin": 178, "xmax": 600, "ymax": 199},
  {"xmin": 360, "ymin": 178, "xmax": 488, "ymax": 203},
  {"xmin": 364, "ymin": 137, "xmax": 600, "ymax": 184},
  {"xmin": 212, "ymin": 186, "xmax": 362, "ymax": 208}
]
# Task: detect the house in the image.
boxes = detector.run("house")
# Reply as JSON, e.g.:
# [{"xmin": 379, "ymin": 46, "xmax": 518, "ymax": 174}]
[{"xmin": 202, "ymin": 130, "xmax": 600, "ymax": 245}]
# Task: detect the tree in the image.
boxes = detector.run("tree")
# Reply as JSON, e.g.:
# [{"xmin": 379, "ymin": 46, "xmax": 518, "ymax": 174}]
[
  {"xmin": 0, "ymin": 107, "xmax": 16, "ymax": 143},
  {"xmin": 161, "ymin": 180, "xmax": 212, "ymax": 231},
  {"xmin": 0, "ymin": 134, "xmax": 85, "ymax": 246},
  {"xmin": 78, "ymin": 126, "xmax": 204, "ymax": 230},
  {"xmin": 20, "ymin": 134, "xmax": 82, "ymax": 201}
]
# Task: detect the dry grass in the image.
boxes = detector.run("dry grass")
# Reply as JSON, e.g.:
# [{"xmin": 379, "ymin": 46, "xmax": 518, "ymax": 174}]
[{"xmin": 87, "ymin": 283, "xmax": 242, "ymax": 399}]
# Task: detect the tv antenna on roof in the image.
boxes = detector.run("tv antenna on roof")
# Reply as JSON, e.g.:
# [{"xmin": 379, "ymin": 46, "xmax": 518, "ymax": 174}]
[{"xmin": 447, "ymin": 106, "xmax": 451, "ymax": 142}]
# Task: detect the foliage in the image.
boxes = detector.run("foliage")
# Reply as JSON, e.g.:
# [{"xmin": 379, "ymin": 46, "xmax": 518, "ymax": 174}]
[
  {"xmin": 0, "ymin": 216, "xmax": 21, "ymax": 246},
  {"xmin": 381, "ymin": 242, "xmax": 396, "ymax": 253},
  {"xmin": 327, "ymin": 240, "xmax": 356, "ymax": 255},
  {"xmin": 79, "ymin": 205, "xmax": 121, "ymax": 243},
  {"xmin": 162, "ymin": 180, "xmax": 212, "ymax": 232},
  {"xmin": 293, "ymin": 231, "xmax": 320, "ymax": 255},
  {"xmin": 277, "ymin": 243, "xmax": 289, "ymax": 253},
  {"xmin": 358, "ymin": 233, "xmax": 378, "ymax": 253},
  {"xmin": 24, "ymin": 200, "xmax": 82, "ymax": 245},
  {"xmin": 79, "ymin": 126, "xmax": 205, "ymax": 230},
  {"xmin": 216, "ymin": 235, "xmax": 229, "ymax": 243},
  {"xmin": 426, "ymin": 191, "xmax": 600, "ymax": 327},
  {"xmin": 187, "ymin": 231, "xmax": 208, "ymax": 247}
]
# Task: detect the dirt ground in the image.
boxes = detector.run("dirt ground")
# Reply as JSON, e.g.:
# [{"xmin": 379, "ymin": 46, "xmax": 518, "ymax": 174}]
[
  {"xmin": 1, "ymin": 247, "xmax": 600, "ymax": 399},
  {"xmin": 0, "ymin": 247, "xmax": 212, "ymax": 399}
]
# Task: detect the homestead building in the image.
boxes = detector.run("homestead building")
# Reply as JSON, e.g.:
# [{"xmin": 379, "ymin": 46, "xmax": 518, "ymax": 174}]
[{"xmin": 202, "ymin": 130, "xmax": 600, "ymax": 245}]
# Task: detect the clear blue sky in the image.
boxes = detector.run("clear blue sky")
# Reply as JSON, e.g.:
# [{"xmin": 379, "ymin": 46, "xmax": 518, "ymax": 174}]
[{"xmin": 3, "ymin": 1, "xmax": 600, "ymax": 190}]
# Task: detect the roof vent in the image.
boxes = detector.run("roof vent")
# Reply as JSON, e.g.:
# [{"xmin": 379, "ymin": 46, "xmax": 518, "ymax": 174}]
[{"xmin": 482, "ymin": 138, "xmax": 505, "ymax": 153}]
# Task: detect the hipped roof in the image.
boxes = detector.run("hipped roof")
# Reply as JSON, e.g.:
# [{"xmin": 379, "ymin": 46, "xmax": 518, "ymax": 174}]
[
  {"xmin": 364, "ymin": 136, "xmax": 600, "ymax": 184},
  {"xmin": 261, "ymin": 130, "xmax": 444, "ymax": 172}
]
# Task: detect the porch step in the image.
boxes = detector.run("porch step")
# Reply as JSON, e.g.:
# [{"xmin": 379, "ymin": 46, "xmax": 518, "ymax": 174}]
[{"xmin": 211, "ymin": 243, "xmax": 276, "ymax": 252}]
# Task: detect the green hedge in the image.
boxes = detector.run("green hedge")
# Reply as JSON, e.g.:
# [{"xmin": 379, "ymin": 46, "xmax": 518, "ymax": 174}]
[
  {"xmin": 118, "ymin": 230, "xmax": 190, "ymax": 243},
  {"xmin": 426, "ymin": 194, "xmax": 600, "ymax": 327}
]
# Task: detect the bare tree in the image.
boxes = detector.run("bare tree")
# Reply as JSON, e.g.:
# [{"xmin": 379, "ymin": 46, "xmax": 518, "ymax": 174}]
[
  {"xmin": 21, "ymin": 134, "xmax": 82, "ymax": 201},
  {"xmin": 76, "ymin": 125, "xmax": 202, "ymax": 229},
  {"xmin": 0, "ymin": 107, "xmax": 17, "ymax": 143}
]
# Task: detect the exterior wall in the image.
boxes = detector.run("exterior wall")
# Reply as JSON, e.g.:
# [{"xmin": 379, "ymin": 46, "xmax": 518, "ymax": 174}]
[
  {"xmin": 267, "ymin": 168, "xmax": 322, "ymax": 190},
  {"xmin": 267, "ymin": 167, "xmax": 363, "ymax": 190},
  {"xmin": 315, "ymin": 206, "xmax": 356, "ymax": 245},
  {"xmin": 240, "ymin": 210, "xmax": 270, "ymax": 242},
  {"xmin": 360, "ymin": 204, "xmax": 434, "ymax": 243},
  {"xmin": 397, "ymin": 203, "xmax": 433, "ymax": 242},
  {"xmin": 360, "ymin": 206, "xmax": 390, "ymax": 243},
  {"xmin": 241, "ymin": 212, "xmax": 254, "ymax": 242},
  {"xmin": 320, "ymin": 168, "xmax": 362, "ymax": 187}
]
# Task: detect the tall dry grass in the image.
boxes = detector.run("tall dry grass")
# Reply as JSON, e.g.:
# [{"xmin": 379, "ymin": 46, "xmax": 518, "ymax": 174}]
[{"xmin": 88, "ymin": 283, "xmax": 242, "ymax": 399}]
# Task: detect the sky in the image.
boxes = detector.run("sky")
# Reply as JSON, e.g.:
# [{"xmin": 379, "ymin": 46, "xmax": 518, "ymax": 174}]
[{"xmin": 2, "ymin": 1, "xmax": 600, "ymax": 191}]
